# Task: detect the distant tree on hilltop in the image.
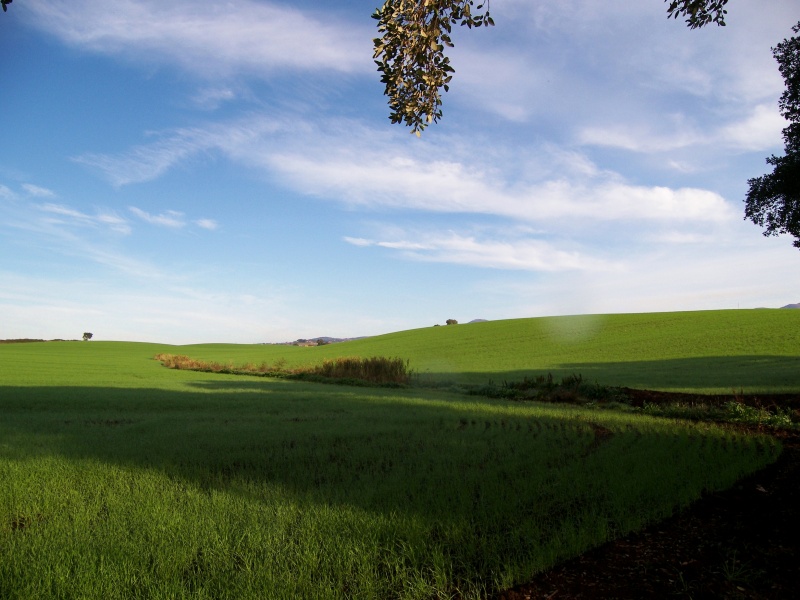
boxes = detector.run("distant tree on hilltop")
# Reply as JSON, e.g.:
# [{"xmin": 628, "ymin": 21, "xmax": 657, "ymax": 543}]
[
  {"xmin": 446, "ymin": 319, "xmax": 458, "ymax": 325},
  {"xmin": 83, "ymin": 332, "xmax": 93, "ymax": 341}
]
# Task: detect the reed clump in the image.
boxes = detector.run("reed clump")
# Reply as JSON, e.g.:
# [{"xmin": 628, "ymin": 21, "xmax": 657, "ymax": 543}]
[
  {"xmin": 153, "ymin": 353, "xmax": 412, "ymax": 385},
  {"xmin": 312, "ymin": 356, "xmax": 411, "ymax": 384}
]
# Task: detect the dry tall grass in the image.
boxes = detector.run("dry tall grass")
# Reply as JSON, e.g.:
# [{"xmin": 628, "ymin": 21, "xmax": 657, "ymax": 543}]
[{"xmin": 153, "ymin": 354, "xmax": 412, "ymax": 385}]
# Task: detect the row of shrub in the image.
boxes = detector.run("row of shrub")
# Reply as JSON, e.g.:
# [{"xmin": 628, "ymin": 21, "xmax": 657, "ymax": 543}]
[
  {"xmin": 153, "ymin": 354, "xmax": 797, "ymax": 429},
  {"xmin": 463, "ymin": 373, "xmax": 626, "ymax": 403},
  {"xmin": 640, "ymin": 399, "xmax": 797, "ymax": 429},
  {"xmin": 460, "ymin": 373, "xmax": 798, "ymax": 430},
  {"xmin": 153, "ymin": 354, "xmax": 412, "ymax": 386}
]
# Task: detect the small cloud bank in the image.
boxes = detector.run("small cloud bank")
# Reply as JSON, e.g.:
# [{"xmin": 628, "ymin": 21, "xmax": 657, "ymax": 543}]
[{"xmin": 25, "ymin": 0, "xmax": 371, "ymax": 78}]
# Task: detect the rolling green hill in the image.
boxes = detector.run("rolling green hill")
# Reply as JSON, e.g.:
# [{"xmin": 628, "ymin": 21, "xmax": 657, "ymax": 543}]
[
  {"xmin": 0, "ymin": 309, "xmax": 791, "ymax": 599},
  {"xmin": 179, "ymin": 309, "xmax": 800, "ymax": 393},
  {"xmin": 2, "ymin": 309, "xmax": 798, "ymax": 393}
]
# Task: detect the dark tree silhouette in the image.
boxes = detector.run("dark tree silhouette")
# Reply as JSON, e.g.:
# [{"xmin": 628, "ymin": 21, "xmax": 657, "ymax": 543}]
[{"xmin": 744, "ymin": 22, "xmax": 800, "ymax": 249}]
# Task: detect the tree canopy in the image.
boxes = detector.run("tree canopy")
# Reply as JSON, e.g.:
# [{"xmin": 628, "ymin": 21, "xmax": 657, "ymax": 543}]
[
  {"xmin": 744, "ymin": 22, "xmax": 800, "ymax": 249},
  {"xmin": 372, "ymin": 1, "xmax": 495, "ymax": 136},
  {"xmin": 1, "ymin": 1, "xmax": 12, "ymax": 14},
  {"xmin": 373, "ymin": 1, "xmax": 731, "ymax": 135},
  {"xmin": 665, "ymin": 0, "xmax": 729, "ymax": 29}
]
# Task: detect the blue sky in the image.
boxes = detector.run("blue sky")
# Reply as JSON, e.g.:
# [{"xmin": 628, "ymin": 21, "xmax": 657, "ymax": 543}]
[{"xmin": 1, "ymin": 0, "xmax": 798, "ymax": 344}]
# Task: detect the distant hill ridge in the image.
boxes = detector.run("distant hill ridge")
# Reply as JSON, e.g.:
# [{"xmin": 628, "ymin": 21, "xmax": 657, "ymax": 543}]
[
  {"xmin": 782, "ymin": 303, "xmax": 800, "ymax": 309},
  {"xmin": 195, "ymin": 309, "xmax": 800, "ymax": 394},
  {"xmin": 269, "ymin": 336, "xmax": 368, "ymax": 346}
]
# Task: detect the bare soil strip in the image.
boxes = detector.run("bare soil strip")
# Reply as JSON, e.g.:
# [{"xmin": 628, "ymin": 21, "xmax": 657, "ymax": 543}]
[{"xmin": 496, "ymin": 393, "xmax": 800, "ymax": 600}]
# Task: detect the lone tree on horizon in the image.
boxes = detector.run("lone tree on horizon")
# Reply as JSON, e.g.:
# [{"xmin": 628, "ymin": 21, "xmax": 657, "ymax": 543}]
[{"xmin": 83, "ymin": 332, "xmax": 93, "ymax": 341}]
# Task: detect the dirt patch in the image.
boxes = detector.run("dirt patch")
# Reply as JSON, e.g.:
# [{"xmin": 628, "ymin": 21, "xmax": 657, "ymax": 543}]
[
  {"xmin": 495, "ymin": 393, "xmax": 800, "ymax": 600},
  {"xmin": 621, "ymin": 387, "xmax": 800, "ymax": 412}
]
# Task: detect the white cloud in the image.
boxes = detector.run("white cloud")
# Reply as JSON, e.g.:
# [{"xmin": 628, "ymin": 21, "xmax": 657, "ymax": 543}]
[
  {"xmin": 194, "ymin": 218, "xmax": 218, "ymax": 231},
  {"xmin": 345, "ymin": 230, "xmax": 615, "ymax": 272},
  {"xmin": 718, "ymin": 104, "xmax": 787, "ymax": 151},
  {"xmin": 0, "ymin": 185, "xmax": 15, "ymax": 200},
  {"xmin": 22, "ymin": 183, "xmax": 56, "ymax": 198},
  {"xmin": 192, "ymin": 87, "xmax": 237, "ymax": 110},
  {"xmin": 579, "ymin": 104, "xmax": 786, "ymax": 155},
  {"xmin": 474, "ymin": 229, "xmax": 800, "ymax": 321},
  {"xmin": 1, "ymin": 203, "xmax": 169, "ymax": 278},
  {"xmin": 74, "ymin": 133, "xmax": 209, "ymax": 186},
  {"xmin": 25, "ymin": 0, "xmax": 371, "ymax": 78},
  {"xmin": 39, "ymin": 202, "xmax": 93, "ymax": 221},
  {"xmin": 96, "ymin": 213, "xmax": 132, "ymax": 234},
  {"xmin": 36, "ymin": 202, "xmax": 131, "ymax": 234},
  {"xmin": 644, "ymin": 231, "xmax": 711, "ymax": 245},
  {"xmin": 578, "ymin": 120, "xmax": 702, "ymax": 153},
  {"xmin": 267, "ymin": 146, "xmax": 733, "ymax": 224},
  {"xmin": 447, "ymin": 0, "xmax": 792, "ymax": 180},
  {"xmin": 73, "ymin": 119, "xmax": 285, "ymax": 186},
  {"xmin": 342, "ymin": 237, "xmax": 372, "ymax": 247},
  {"xmin": 129, "ymin": 207, "xmax": 186, "ymax": 228},
  {"xmin": 76, "ymin": 114, "xmax": 735, "ymax": 226}
]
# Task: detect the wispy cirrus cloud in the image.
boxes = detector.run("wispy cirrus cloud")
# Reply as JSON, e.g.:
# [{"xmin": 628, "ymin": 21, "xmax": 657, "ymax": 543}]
[
  {"xmin": 73, "ymin": 118, "xmax": 284, "ymax": 186},
  {"xmin": 0, "ymin": 185, "xmax": 16, "ymax": 200},
  {"xmin": 194, "ymin": 218, "xmax": 218, "ymax": 231},
  {"xmin": 76, "ymin": 115, "xmax": 735, "ymax": 225},
  {"xmin": 344, "ymin": 230, "xmax": 616, "ymax": 272},
  {"xmin": 578, "ymin": 104, "xmax": 786, "ymax": 154},
  {"xmin": 192, "ymin": 87, "xmax": 237, "ymax": 110},
  {"xmin": 22, "ymin": 183, "xmax": 57, "ymax": 198},
  {"xmin": 24, "ymin": 0, "xmax": 372, "ymax": 78},
  {"xmin": 74, "ymin": 132, "xmax": 212, "ymax": 186},
  {"xmin": 129, "ymin": 207, "xmax": 186, "ymax": 228},
  {"xmin": 129, "ymin": 206, "xmax": 217, "ymax": 231},
  {"xmin": 37, "ymin": 202, "xmax": 131, "ymax": 234},
  {"xmin": 265, "ymin": 143, "xmax": 734, "ymax": 224}
]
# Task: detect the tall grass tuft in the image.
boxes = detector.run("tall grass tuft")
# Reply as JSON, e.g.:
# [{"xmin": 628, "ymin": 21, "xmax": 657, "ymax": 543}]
[
  {"xmin": 311, "ymin": 356, "xmax": 411, "ymax": 384},
  {"xmin": 153, "ymin": 353, "xmax": 412, "ymax": 385}
]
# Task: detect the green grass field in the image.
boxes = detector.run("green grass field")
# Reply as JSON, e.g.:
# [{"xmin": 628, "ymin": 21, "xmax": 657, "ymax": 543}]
[
  {"xmin": 173, "ymin": 309, "xmax": 800, "ymax": 393},
  {"xmin": 0, "ymin": 309, "xmax": 796, "ymax": 599}
]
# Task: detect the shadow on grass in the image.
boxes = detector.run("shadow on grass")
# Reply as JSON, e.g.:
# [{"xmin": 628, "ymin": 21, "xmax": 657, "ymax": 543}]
[
  {"xmin": 0, "ymin": 375, "xmax": 783, "ymax": 544},
  {"xmin": 0, "ymin": 381, "xmax": 730, "ymax": 506},
  {"xmin": 0, "ymin": 382, "xmax": 586, "ymax": 512},
  {"xmin": 417, "ymin": 355, "xmax": 800, "ymax": 393}
]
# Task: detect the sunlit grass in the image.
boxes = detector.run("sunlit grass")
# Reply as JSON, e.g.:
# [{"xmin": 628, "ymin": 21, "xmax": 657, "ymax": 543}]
[
  {"xmin": 0, "ymin": 340, "xmax": 781, "ymax": 599},
  {"xmin": 180, "ymin": 309, "xmax": 800, "ymax": 393},
  {"xmin": 4, "ymin": 309, "xmax": 799, "ymax": 393}
]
